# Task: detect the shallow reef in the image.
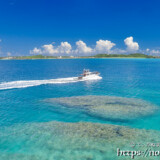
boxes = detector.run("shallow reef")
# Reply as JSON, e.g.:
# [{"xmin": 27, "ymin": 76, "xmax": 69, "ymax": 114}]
[
  {"xmin": 45, "ymin": 95, "xmax": 158, "ymax": 121},
  {"xmin": 0, "ymin": 121, "xmax": 160, "ymax": 160}
]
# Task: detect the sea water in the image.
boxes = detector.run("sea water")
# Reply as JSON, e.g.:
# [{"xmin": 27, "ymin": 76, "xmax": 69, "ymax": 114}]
[{"xmin": 0, "ymin": 59, "xmax": 160, "ymax": 159}]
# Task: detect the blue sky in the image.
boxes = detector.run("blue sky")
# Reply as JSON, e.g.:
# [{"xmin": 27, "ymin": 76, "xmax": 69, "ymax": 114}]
[{"xmin": 0, "ymin": 0, "xmax": 160, "ymax": 56}]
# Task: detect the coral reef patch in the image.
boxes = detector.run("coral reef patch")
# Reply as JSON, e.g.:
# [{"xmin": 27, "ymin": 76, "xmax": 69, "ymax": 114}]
[
  {"xmin": 0, "ymin": 121, "xmax": 160, "ymax": 160},
  {"xmin": 46, "ymin": 95, "xmax": 158, "ymax": 121}
]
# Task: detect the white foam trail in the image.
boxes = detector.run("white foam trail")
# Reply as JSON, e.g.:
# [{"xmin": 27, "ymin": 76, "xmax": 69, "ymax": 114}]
[{"xmin": 0, "ymin": 75, "xmax": 102, "ymax": 90}]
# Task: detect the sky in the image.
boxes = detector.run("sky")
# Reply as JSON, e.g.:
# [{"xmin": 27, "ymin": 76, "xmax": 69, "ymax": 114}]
[{"xmin": 0, "ymin": 0, "xmax": 160, "ymax": 56}]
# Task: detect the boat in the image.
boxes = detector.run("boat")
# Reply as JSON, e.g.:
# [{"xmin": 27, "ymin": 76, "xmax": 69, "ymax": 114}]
[{"xmin": 77, "ymin": 69, "xmax": 100, "ymax": 80}]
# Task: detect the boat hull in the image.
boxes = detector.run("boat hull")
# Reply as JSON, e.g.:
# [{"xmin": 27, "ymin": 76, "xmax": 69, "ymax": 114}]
[{"xmin": 77, "ymin": 74, "xmax": 102, "ymax": 81}]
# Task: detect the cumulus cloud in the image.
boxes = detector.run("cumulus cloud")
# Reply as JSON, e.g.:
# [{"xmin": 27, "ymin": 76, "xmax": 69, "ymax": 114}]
[
  {"xmin": 146, "ymin": 48, "xmax": 150, "ymax": 52},
  {"xmin": 7, "ymin": 52, "xmax": 12, "ymax": 56},
  {"xmin": 124, "ymin": 36, "xmax": 139, "ymax": 51},
  {"xmin": 42, "ymin": 44, "xmax": 58, "ymax": 54},
  {"xmin": 57, "ymin": 42, "xmax": 72, "ymax": 54},
  {"xmin": 30, "ymin": 37, "xmax": 141, "ymax": 55},
  {"xmin": 75, "ymin": 40, "xmax": 92, "ymax": 54},
  {"xmin": 30, "ymin": 47, "xmax": 42, "ymax": 54},
  {"xmin": 30, "ymin": 39, "xmax": 116, "ymax": 55},
  {"xmin": 95, "ymin": 40, "xmax": 115, "ymax": 53},
  {"xmin": 30, "ymin": 42, "xmax": 72, "ymax": 55},
  {"xmin": 144, "ymin": 48, "xmax": 160, "ymax": 55},
  {"xmin": 149, "ymin": 49, "xmax": 160, "ymax": 55}
]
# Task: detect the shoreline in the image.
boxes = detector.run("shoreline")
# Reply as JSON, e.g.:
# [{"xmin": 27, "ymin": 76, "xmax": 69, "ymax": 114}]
[
  {"xmin": 0, "ymin": 53, "xmax": 158, "ymax": 60},
  {"xmin": 0, "ymin": 57, "xmax": 159, "ymax": 60}
]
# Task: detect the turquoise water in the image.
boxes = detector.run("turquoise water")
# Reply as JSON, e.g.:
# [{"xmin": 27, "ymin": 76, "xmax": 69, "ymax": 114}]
[
  {"xmin": 0, "ymin": 59, "xmax": 160, "ymax": 129},
  {"xmin": 0, "ymin": 59, "xmax": 160, "ymax": 159}
]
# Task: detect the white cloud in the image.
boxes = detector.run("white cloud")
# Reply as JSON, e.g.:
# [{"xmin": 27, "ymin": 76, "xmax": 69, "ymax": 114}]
[
  {"xmin": 0, "ymin": 39, "xmax": 2, "ymax": 42},
  {"xmin": 146, "ymin": 48, "xmax": 150, "ymax": 52},
  {"xmin": 7, "ymin": 52, "xmax": 12, "ymax": 56},
  {"xmin": 144, "ymin": 48, "xmax": 160, "ymax": 55},
  {"xmin": 30, "ymin": 47, "xmax": 42, "ymax": 54},
  {"xmin": 95, "ymin": 40, "xmax": 115, "ymax": 53},
  {"xmin": 29, "ymin": 38, "xmax": 141, "ymax": 56},
  {"xmin": 30, "ymin": 39, "xmax": 117, "ymax": 55},
  {"xmin": 149, "ymin": 49, "xmax": 160, "ymax": 54},
  {"xmin": 74, "ymin": 39, "xmax": 116, "ymax": 54},
  {"xmin": 124, "ymin": 36, "xmax": 139, "ymax": 51},
  {"xmin": 57, "ymin": 42, "xmax": 72, "ymax": 54},
  {"xmin": 75, "ymin": 40, "xmax": 92, "ymax": 54},
  {"xmin": 42, "ymin": 43, "xmax": 58, "ymax": 54},
  {"xmin": 30, "ymin": 42, "xmax": 72, "ymax": 55}
]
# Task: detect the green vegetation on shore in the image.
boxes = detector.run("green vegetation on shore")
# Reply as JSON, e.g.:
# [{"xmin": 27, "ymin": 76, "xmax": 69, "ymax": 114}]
[
  {"xmin": 93, "ymin": 53, "xmax": 155, "ymax": 58},
  {"xmin": 0, "ymin": 53, "xmax": 158, "ymax": 60}
]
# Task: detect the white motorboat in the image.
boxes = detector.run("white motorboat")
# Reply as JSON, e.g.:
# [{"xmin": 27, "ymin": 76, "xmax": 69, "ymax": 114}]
[{"xmin": 77, "ymin": 69, "xmax": 101, "ymax": 80}]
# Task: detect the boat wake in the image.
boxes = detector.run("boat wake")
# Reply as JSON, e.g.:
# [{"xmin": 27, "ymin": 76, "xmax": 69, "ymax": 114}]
[{"xmin": 0, "ymin": 75, "xmax": 102, "ymax": 90}]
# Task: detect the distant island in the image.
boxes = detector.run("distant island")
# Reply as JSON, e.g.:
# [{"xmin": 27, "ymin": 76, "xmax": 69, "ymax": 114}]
[{"xmin": 0, "ymin": 53, "xmax": 158, "ymax": 60}]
